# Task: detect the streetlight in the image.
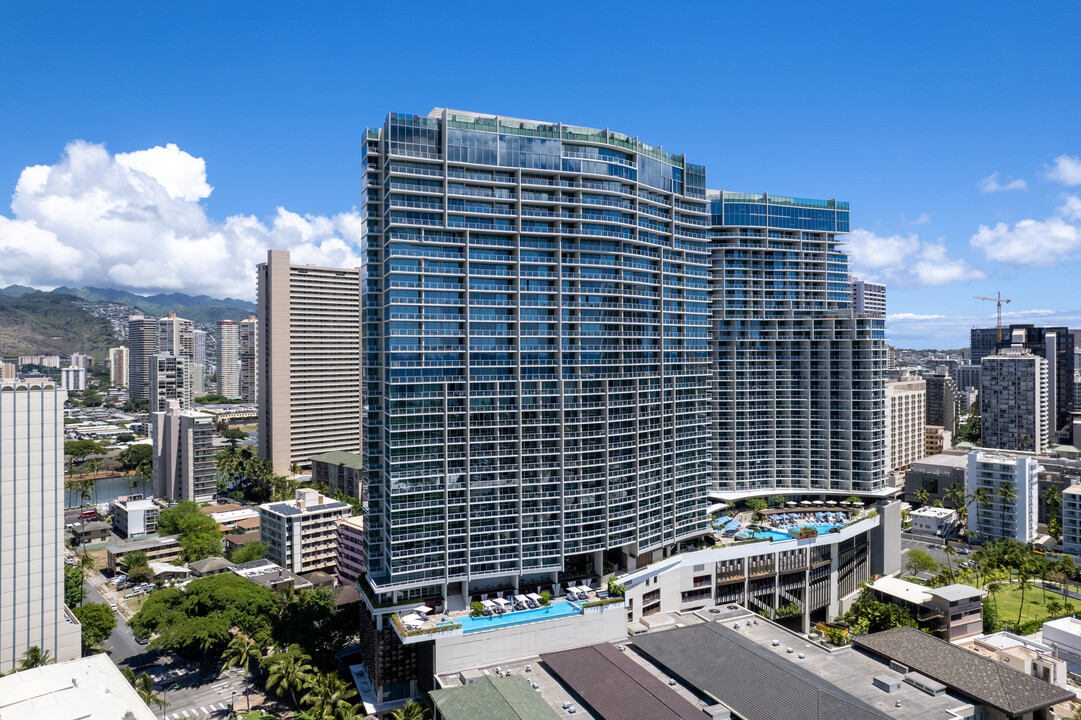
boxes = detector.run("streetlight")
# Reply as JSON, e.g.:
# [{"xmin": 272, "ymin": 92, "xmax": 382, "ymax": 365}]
[
  {"xmin": 230, "ymin": 690, "xmax": 236, "ymax": 717},
  {"xmin": 163, "ymin": 683, "xmax": 178, "ymax": 720}
]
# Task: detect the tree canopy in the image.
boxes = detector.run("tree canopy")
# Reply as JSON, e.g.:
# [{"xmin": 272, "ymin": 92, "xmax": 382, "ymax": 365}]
[
  {"xmin": 73, "ymin": 602, "xmax": 117, "ymax": 649},
  {"xmin": 231, "ymin": 540, "xmax": 268, "ymax": 564},
  {"xmin": 157, "ymin": 500, "xmax": 223, "ymax": 561},
  {"xmin": 117, "ymin": 443, "xmax": 153, "ymax": 471},
  {"xmin": 904, "ymin": 548, "xmax": 939, "ymax": 577},
  {"xmin": 65, "ymin": 439, "xmax": 105, "ymax": 462},
  {"xmin": 843, "ymin": 586, "xmax": 920, "ymax": 635}
]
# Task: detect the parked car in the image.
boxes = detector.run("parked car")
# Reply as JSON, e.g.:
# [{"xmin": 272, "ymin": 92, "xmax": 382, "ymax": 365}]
[
  {"xmin": 109, "ymin": 603, "xmax": 117, "ymax": 611},
  {"xmin": 959, "ymin": 548, "xmax": 970, "ymax": 555}
]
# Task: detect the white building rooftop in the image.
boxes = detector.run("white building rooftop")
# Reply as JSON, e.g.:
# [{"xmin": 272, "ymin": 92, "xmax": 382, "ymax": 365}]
[{"xmin": 0, "ymin": 653, "xmax": 156, "ymax": 719}]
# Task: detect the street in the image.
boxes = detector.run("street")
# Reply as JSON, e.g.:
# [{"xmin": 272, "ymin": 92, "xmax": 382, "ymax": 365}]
[
  {"xmin": 74, "ymin": 556, "xmax": 257, "ymax": 718},
  {"xmin": 900, "ymin": 533, "xmax": 971, "ymax": 571}
]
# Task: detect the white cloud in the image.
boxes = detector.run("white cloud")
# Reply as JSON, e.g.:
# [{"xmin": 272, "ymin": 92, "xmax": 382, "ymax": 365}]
[
  {"xmin": 887, "ymin": 313, "xmax": 946, "ymax": 321},
  {"xmin": 912, "ymin": 213, "xmax": 931, "ymax": 225},
  {"xmin": 970, "ymin": 212, "xmax": 1081, "ymax": 266},
  {"xmin": 0, "ymin": 140, "xmax": 362, "ymax": 299},
  {"xmin": 979, "ymin": 171, "xmax": 1027, "ymax": 193},
  {"xmin": 885, "ymin": 307, "xmax": 1081, "ymax": 349},
  {"xmin": 845, "ymin": 229, "xmax": 984, "ymax": 287},
  {"xmin": 1046, "ymin": 154, "xmax": 1081, "ymax": 186},
  {"xmin": 1059, "ymin": 195, "xmax": 1081, "ymax": 221}
]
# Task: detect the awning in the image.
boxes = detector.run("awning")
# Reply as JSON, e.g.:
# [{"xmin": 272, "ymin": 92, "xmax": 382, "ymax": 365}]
[
  {"xmin": 482, "ymin": 600, "xmax": 497, "ymax": 608},
  {"xmin": 515, "ymin": 594, "xmax": 529, "ymax": 605},
  {"xmin": 786, "ymin": 501, "xmax": 797, "ymax": 506},
  {"xmin": 413, "ymin": 604, "xmax": 432, "ymax": 615},
  {"xmin": 494, "ymin": 597, "xmax": 511, "ymax": 607},
  {"xmin": 825, "ymin": 500, "xmax": 837, "ymax": 506},
  {"xmin": 707, "ymin": 503, "xmax": 728, "ymax": 514},
  {"xmin": 527, "ymin": 593, "xmax": 543, "ymax": 601}
]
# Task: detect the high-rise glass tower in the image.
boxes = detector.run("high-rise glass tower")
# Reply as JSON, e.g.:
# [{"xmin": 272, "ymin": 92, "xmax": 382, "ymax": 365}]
[
  {"xmin": 708, "ymin": 192, "xmax": 887, "ymax": 498},
  {"xmin": 127, "ymin": 315, "xmax": 158, "ymax": 401},
  {"xmin": 361, "ymin": 109, "xmax": 712, "ymax": 599}
]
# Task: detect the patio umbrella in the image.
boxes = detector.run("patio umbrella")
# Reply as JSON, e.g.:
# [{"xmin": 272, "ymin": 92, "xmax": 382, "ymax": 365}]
[
  {"xmin": 786, "ymin": 501, "xmax": 797, "ymax": 506},
  {"xmin": 413, "ymin": 605, "xmax": 433, "ymax": 615},
  {"xmin": 825, "ymin": 501, "xmax": 837, "ymax": 506}
]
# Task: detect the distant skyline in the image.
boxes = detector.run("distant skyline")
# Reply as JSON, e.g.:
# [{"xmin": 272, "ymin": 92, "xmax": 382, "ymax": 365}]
[{"xmin": 1, "ymin": 3, "xmax": 1079, "ymax": 348}]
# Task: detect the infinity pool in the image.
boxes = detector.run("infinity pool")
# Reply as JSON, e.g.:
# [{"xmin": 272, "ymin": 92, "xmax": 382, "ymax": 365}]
[
  {"xmin": 743, "ymin": 524, "xmax": 843, "ymax": 542},
  {"xmin": 456, "ymin": 599, "xmax": 581, "ymax": 633}
]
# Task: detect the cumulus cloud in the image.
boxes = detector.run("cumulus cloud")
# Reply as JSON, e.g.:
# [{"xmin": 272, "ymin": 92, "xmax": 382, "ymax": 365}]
[
  {"xmin": 979, "ymin": 171, "xmax": 1026, "ymax": 193},
  {"xmin": 0, "ymin": 140, "xmax": 362, "ymax": 299},
  {"xmin": 1046, "ymin": 154, "xmax": 1081, "ymax": 186},
  {"xmin": 970, "ymin": 198, "xmax": 1081, "ymax": 266},
  {"xmin": 844, "ymin": 229, "xmax": 985, "ymax": 287},
  {"xmin": 887, "ymin": 313, "xmax": 946, "ymax": 321}
]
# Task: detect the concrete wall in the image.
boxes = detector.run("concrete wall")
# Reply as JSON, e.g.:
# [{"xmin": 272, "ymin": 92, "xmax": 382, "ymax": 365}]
[{"xmin": 431, "ymin": 602, "xmax": 626, "ymax": 675}]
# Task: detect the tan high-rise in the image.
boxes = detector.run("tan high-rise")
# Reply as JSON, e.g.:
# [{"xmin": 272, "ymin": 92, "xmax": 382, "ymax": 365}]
[
  {"xmin": 216, "ymin": 320, "xmax": 239, "ymax": 399},
  {"xmin": 158, "ymin": 313, "xmax": 194, "ymax": 360},
  {"xmin": 127, "ymin": 315, "xmax": 158, "ymax": 401},
  {"xmin": 257, "ymin": 250, "xmax": 361, "ymax": 474},
  {"xmin": 239, "ymin": 315, "xmax": 258, "ymax": 403}
]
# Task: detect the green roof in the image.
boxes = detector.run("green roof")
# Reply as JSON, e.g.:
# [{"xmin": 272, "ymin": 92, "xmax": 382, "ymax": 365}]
[
  {"xmin": 954, "ymin": 442, "xmax": 976, "ymax": 449},
  {"xmin": 429, "ymin": 675, "xmax": 559, "ymax": 720},
  {"xmin": 309, "ymin": 450, "xmax": 363, "ymax": 470},
  {"xmin": 1054, "ymin": 445, "xmax": 1080, "ymax": 453}
]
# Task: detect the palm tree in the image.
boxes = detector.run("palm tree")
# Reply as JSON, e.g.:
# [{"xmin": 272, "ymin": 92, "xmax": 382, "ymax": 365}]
[
  {"xmin": 262, "ymin": 644, "xmax": 314, "ymax": 709},
  {"xmin": 941, "ymin": 545, "xmax": 957, "ymax": 575},
  {"xmin": 945, "ymin": 482, "xmax": 965, "ymax": 511},
  {"xmin": 1016, "ymin": 564, "xmax": 1034, "ymax": 628},
  {"xmin": 970, "ymin": 487, "xmax": 991, "ymax": 539},
  {"xmin": 121, "ymin": 667, "xmax": 166, "ymax": 711},
  {"xmin": 392, "ymin": 700, "xmax": 426, "ymax": 720},
  {"xmin": 1059, "ymin": 556, "xmax": 1077, "ymax": 604},
  {"xmin": 915, "ymin": 487, "xmax": 930, "ymax": 506},
  {"xmin": 18, "ymin": 646, "xmax": 53, "ymax": 670},
  {"xmin": 300, "ymin": 670, "xmax": 360, "ymax": 720},
  {"xmin": 1048, "ymin": 600, "xmax": 1063, "ymax": 618},
  {"xmin": 986, "ymin": 581, "xmax": 1003, "ymax": 617},
  {"xmin": 1044, "ymin": 485, "xmax": 1063, "ymax": 534},
  {"xmin": 221, "ymin": 634, "xmax": 264, "ymax": 712},
  {"xmin": 999, "ymin": 481, "xmax": 1018, "ymax": 507}
]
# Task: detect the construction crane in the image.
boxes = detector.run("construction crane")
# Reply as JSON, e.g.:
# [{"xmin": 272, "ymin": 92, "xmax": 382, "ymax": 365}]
[{"xmin": 973, "ymin": 292, "xmax": 1012, "ymax": 343}]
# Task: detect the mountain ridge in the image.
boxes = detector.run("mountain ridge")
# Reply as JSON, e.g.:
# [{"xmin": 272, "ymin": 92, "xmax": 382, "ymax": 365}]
[{"xmin": 1, "ymin": 285, "xmax": 256, "ymax": 325}]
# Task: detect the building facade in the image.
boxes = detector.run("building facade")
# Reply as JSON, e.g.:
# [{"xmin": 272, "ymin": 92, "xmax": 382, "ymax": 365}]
[
  {"xmin": 60, "ymin": 366, "xmax": 87, "ymax": 392},
  {"xmin": 884, "ymin": 375, "xmax": 926, "ymax": 472},
  {"xmin": 239, "ymin": 315, "xmax": 258, "ymax": 403},
  {"xmin": 149, "ymin": 352, "xmax": 193, "ymax": 412},
  {"xmin": 257, "ymin": 250, "xmax": 361, "ymax": 475},
  {"xmin": 216, "ymin": 320, "xmax": 240, "ymax": 399},
  {"xmin": 924, "ymin": 425, "xmax": 952, "ymax": 456},
  {"xmin": 335, "ymin": 515, "xmax": 367, "ymax": 586},
  {"xmin": 981, "ymin": 347, "xmax": 1050, "ymax": 453},
  {"xmin": 360, "ymin": 109, "xmax": 717, "ymax": 608},
  {"xmin": 158, "ymin": 313, "xmax": 195, "ymax": 361},
  {"xmin": 903, "ymin": 451, "xmax": 968, "ymax": 505},
  {"xmin": 966, "ymin": 450, "xmax": 1039, "ymax": 543},
  {"xmin": 311, "ymin": 450, "xmax": 365, "ymax": 501},
  {"xmin": 709, "ymin": 192, "xmax": 886, "ymax": 499},
  {"xmin": 258, "ymin": 489, "xmax": 353, "ymax": 574},
  {"xmin": 0, "ymin": 380, "xmax": 82, "ymax": 672},
  {"xmin": 1062, "ymin": 485, "xmax": 1081, "ymax": 555},
  {"xmin": 954, "ymin": 363, "xmax": 980, "ymax": 393},
  {"xmin": 924, "ymin": 373, "xmax": 960, "ymax": 432},
  {"xmin": 870, "ymin": 577, "xmax": 983, "ymax": 641},
  {"xmin": 127, "ymin": 315, "xmax": 159, "ymax": 401},
  {"xmin": 908, "ymin": 506, "xmax": 958, "ymax": 536},
  {"xmin": 111, "ymin": 495, "xmax": 160, "ymax": 538},
  {"xmin": 108, "ymin": 346, "xmax": 129, "ymax": 387},
  {"xmin": 847, "ymin": 276, "xmax": 886, "ymax": 317},
  {"xmin": 150, "ymin": 400, "xmax": 217, "ymax": 502},
  {"xmin": 0, "ymin": 362, "xmax": 14, "ymax": 380}
]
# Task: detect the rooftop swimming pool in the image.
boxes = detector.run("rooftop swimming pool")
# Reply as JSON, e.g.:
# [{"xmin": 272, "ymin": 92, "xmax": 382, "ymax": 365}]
[
  {"xmin": 743, "ymin": 523, "xmax": 844, "ymax": 542},
  {"xmin": 454, "ymin": 599, "xmax": 581, "ymax": 633}
]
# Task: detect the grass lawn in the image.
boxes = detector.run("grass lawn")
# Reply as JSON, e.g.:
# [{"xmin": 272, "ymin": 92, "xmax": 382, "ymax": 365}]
[{"xmin": 990, "ymin": 584, "xmax": 1075, "ymax": 627}]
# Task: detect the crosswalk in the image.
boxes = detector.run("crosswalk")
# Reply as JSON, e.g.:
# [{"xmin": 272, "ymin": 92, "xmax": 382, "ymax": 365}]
[{"xmin": 168, "ymin": 701, "xmax": 231, "ymax": 718}]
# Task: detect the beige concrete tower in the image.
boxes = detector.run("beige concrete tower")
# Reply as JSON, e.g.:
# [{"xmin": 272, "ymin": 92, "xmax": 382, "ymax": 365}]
[
  {"xmin": 127, "ymin": 315, "xmax": 158, "ymax": 401},
  {"xmin": 158, "ymin": 313, "xmax": 195, "ymax": 360},
  {"xmin": 239, "ymin": 315, "xmax": 258, "ymax": 403},
  {"xmin": 257, "ymin": 250, "xmax": 361, "ymax": 475},
  {"xmin": 216, "ymin": 320, "xmax": 240, "ymax": 399}
]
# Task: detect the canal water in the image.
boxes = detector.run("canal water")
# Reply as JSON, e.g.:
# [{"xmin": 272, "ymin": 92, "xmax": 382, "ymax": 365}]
[{"xmin": 64, "ymin": 475, "xmax": 152, "ymax": 509}]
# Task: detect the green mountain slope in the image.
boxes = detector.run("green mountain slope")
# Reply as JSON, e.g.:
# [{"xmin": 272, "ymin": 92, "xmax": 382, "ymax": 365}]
[
  {"xmin": 50, "ymin": 286, "xmax": 256, "ymax": 324},
  {"xmin": 0, "ymin": 292, "xmax": 119, "ymax": 359}
]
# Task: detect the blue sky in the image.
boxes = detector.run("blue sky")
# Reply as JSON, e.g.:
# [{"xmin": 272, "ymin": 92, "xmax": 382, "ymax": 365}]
[{"xmin": 1, "ymin": 2, "xmax": 1079, "ymax": 347}]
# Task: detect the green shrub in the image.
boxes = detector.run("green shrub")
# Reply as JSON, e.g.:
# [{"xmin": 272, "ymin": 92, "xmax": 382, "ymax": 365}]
[
  {"xmin": 470, "ymin": 601, "xmax": 483, "ymax": 618},
  {"xmin": 539, "ymin": 591, "xmax": 551, "ymax": 606}
]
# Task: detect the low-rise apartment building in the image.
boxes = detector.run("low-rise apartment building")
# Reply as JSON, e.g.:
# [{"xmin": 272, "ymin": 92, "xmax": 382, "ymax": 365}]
[
  {"xmin": 908, "ymin": 506, "xmax": 958, "ymax": 536},
  {"xmin": 956, "ymin": 632, "xmax": 1068, "ymax": 689},
  {"xmin": 903, "ymin": 451, "xmax": 968, "ymax": 505},
  {"xmin": 924, "ymin": 425, "xmax": 952, "ymax": 456},
  {"xmin": 311, "ymin": 451, "xmax": 365, "ymax": 502},
  {"xmin": 259, "ymin": 489, "xmax": 352, "ymax": 574},
  {"xmin": 1062, "ymin": 485, "xmax": 1081, "ymax": 555},
  {"xmin": 106, "ymin": 535, "xmax": 182, "ymax": 572},
  {"xmin": 111, "ymin": 495, "xmax": 160, "ymax": 538},
  {"xmin": 870, "ymin": 577, "xmax": 984, "ymax": 641}
]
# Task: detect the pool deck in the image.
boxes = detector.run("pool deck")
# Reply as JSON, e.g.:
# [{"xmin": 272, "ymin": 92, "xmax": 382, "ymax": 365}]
[
  {"xmin": 714, "ymin": 507, "xmax": 866, "ymax": 546},
  {"xmin": 397, "ymin": 587, "xmax": 608, "ymax": 636}
]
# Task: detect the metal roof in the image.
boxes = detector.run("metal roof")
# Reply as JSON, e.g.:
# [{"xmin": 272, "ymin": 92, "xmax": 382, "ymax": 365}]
[
  {"xmin": 853, "ymin": 627, "xmax": 1075, "ymax": 717},
  {"xmin": 311, "ymin": 450, "xmax": 364, "ymax": 470},
  {"xmin": 429, "ymin": 675, "xmax": 559, "ymax": 720},
  {"xmin": 541, "ymin": 643, "xmax": 704, "ymax": 720},
  {"xmin": 632, "ymin": 622, "xmax": 893, "ymax": 720}
]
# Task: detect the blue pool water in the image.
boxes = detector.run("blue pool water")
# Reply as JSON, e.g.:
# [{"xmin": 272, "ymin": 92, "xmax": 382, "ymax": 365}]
[
  {"xmin": 745, "ymin": 524, "xmax": 843, "ymax": 542},
  {"xmin": 456, "ymin": 599, "xmax": 581, "ymax": 633}
]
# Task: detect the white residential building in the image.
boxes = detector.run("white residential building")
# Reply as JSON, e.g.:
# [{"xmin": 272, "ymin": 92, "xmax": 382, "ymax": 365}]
[
  {"xmin": 69, "ymin": 353, "xmax": 91, "ymax": 370},
  {"xmin": 151, "ymin": 400, "xmax": 217, "ymax": 502},
  {"xmin": 60, "ymin": 366, "xmax": 87, "ymax": 392},
  {"xmin": 111, "ymin": 495, "xmax": 160, "ymax": 538},
  {"xmin": 884, "ymin": 375, "xmax": 926, "ymax": 473},
  {"xmin": 981, "ymin": 347, "xmax": 1050, "ymax": 453},
  {"xmin": 908, "ymin": 506, "xmax": 958, "ymax": 536},
  {"xmin": 108, "ymin": 346, "xmax": 128, "ymax": 387},
  {"xmin": 259, "ymin": 488, "xmax": 352, "ymax": 574},
  {"xmin": 966, "ymin": 450, "xmax": 1040, "ymax": 543},
  {"xmin": 848, "ymin": 276, "xmax": 886, "ymax": 317},
  {"xmin": 335, "ymin": 515, "xmax": 367, "ymax": 586},
  {"xmin": 1061, "ymin": 484, "xmax": 1081, "ymax": 555},
  {"xmin": 127, "ymin": 315, "xmax": 158, "ymax": 402},
  {"xmin": 0, "ymin": 380, "xmax": 82, "ymax": 673},
  {"xmin": 158, "ymin": 312, "xmax": 194, "ymax": 360},
  {"xmin": 149, "ymin": 352, "xmax": 192, "ymax": 412}
]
